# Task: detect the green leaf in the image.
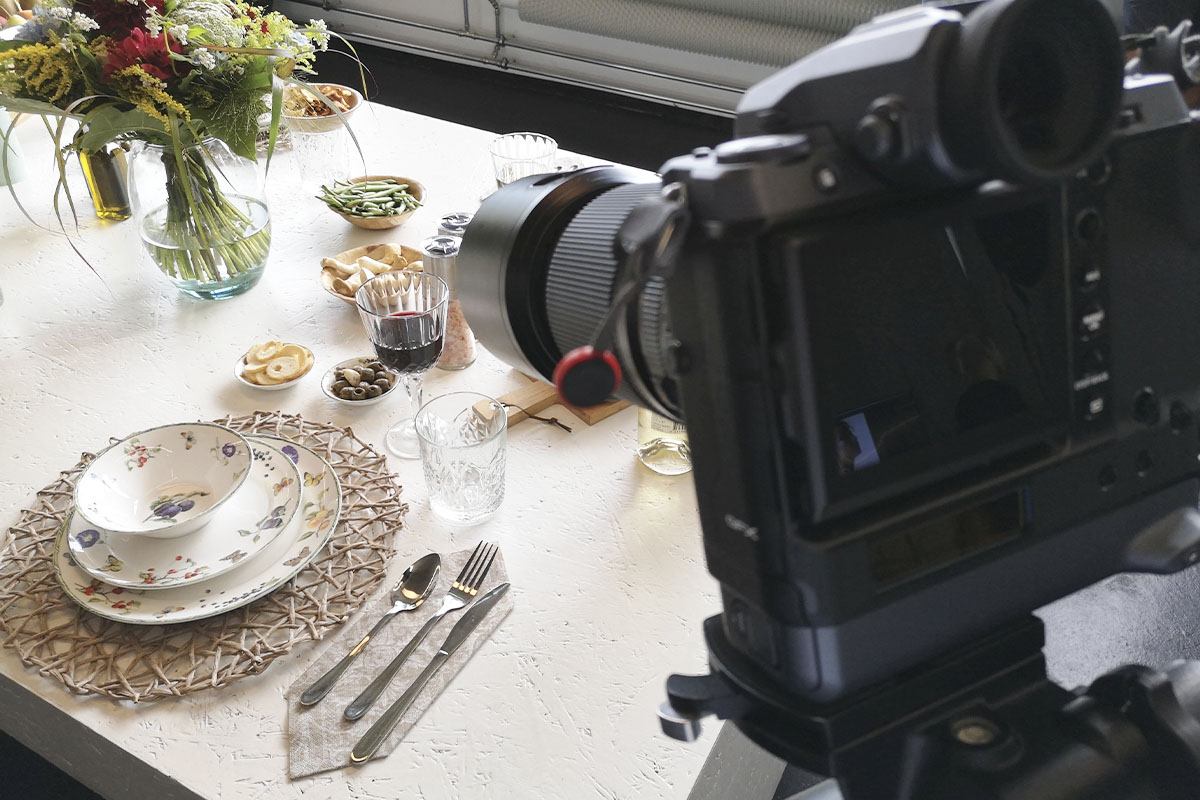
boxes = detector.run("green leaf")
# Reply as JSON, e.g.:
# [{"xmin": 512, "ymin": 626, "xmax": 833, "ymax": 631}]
[
  {"xmin": 0, "ymin": 95, "xmax": 80, "ymax": 119},
  {"xmin": 264, "ymin": 76, "xmax": 282, "ymax": 174},
  {"xmin": 75, "ymin": 106, "xmax": 167, "ymax": 152}
]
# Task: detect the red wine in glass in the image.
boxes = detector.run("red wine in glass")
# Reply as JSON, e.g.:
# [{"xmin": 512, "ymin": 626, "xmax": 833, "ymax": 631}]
[
  {"xmin": 374, "ymin": 336, "xmax": 445, "ymax": 374},
  {"xmin": 357, "ymin": 272, "xmax": 449, "ymax": 458},
  {"xmin": 373, "ymin": 310, "xmax": 444, "ymax": 374}
]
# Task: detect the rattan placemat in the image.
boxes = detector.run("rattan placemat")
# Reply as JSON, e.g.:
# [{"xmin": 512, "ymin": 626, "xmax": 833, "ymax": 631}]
[{"xmin": 0, "ymin": 411, "xmax": 404, "ymax": 702}]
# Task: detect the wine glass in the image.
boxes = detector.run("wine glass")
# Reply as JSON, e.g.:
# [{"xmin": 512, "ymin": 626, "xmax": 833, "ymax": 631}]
[{"xmin": 355, "ymin": 270, "xmax": 450, "ymax": 458}]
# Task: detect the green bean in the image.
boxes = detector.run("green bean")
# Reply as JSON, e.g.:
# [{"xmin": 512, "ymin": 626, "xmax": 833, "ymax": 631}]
[{"xmin": 317, "ymin": 178, "xmax": 422, "ymax": 217}]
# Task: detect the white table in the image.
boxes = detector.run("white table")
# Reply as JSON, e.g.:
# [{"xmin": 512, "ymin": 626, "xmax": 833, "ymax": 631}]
[{"xmin": 0, "ymin": 103, "xmax": 722, "ymax": 799}]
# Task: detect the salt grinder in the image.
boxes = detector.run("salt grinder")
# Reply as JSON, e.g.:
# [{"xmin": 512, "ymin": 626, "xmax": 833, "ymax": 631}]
[
  {"xmin": 437, "ymin": 212, "xmax": 473, "ymax": 237},
  {"xmin": 421, "ymin": 235, "xmax": 476, "ymax": 370}
]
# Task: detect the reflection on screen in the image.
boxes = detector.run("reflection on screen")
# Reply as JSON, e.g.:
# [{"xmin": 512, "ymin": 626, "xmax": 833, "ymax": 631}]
[
  {"xmin": 836, "ymin": 413, "xmax": 879, "ymax": 474},
  {"xmin": 804, "ymin": 198, "xmax": 1062, "ymax": 488}
]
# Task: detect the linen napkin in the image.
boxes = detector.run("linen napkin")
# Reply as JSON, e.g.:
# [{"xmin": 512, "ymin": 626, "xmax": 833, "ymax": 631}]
[{"xmin": 286, "ymin": 547, "xmax": 513, "ymax": 777}]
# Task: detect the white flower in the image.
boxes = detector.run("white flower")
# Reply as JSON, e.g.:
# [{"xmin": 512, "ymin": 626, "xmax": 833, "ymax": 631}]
[
  {"xmin": 48, "ymin": 6, "xmax": 70, "ymax": 21},
  {"xmin": 167, "ymin": 0, "xmax": 246, "ymax": 47},
  {"xmin": 306, "ymin": 19, "xmax": 330, "ymax": 50},
  {"xmin": 191, "ymin": 48, "xmax": 217, "ymax": 70},
  {"xmin": 71, "ymin": 13, "xmax": 98, "ymax": 32},
  {"xmin": 145, "ymin": 11, "xmax": 163, "ymax": 37},
  {"xmin": 58, "ymin": 39, "xmax": 72, "ymax": 51},
  {"xmin": 168, "ymin": 24, "xmax": 189, "ymax": 45}
]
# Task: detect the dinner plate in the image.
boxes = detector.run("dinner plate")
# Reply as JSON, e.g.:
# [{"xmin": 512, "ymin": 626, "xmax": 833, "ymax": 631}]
[
  {"xmin": 54, "ymin": 436, "xmax": 341, "ymax": 625},
  {"xmin": 66, "ymin": 440, "xmax": 302, "ymax": 589}
]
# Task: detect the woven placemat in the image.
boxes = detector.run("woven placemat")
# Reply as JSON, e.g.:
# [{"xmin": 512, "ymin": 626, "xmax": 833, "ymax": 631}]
[{"xmin": 0, "ymin": 411, "xmax": 404, "ymax": 702}]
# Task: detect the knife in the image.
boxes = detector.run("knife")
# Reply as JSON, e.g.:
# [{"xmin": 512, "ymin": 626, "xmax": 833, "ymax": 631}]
[{"xmin": 349, "ymin": 582, "xmax": 511, "ymax": 764}]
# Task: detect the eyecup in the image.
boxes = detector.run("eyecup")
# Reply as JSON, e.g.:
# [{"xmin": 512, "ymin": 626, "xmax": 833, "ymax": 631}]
[{"xmin": 941, "ymin": 0, "xmax": 1124, "ymax": 183}]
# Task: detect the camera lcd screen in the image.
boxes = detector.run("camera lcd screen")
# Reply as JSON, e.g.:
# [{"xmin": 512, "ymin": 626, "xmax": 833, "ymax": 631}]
[{"xmin": 794, "ymin": 192, "xmax": 1068, "ymax": 512}]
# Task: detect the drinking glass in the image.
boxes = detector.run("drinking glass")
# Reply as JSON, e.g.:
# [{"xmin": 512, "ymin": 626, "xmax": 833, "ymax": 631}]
[
  {"xmin": 415, "ymin": 392, "xmax": 507, "ymax": 525},
  {"xmin": 490, "ymin": 132, "xmax": 557, "ymax": 188},
  {"xmin": 356, "ymin": 271, "xmax": 450, "ymax": 458}
]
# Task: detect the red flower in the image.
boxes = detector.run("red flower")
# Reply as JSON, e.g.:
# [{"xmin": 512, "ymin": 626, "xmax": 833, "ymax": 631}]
[
  {"xmin": 88, "ymin": 0, "xmax": 164, "ymax": 40},
  {"xmin": 103, "ymin": 27, "xmax": 187, "ymax": 83}
]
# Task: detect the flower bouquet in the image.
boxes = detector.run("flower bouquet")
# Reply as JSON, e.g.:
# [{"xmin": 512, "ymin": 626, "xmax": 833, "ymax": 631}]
[{"xmin": 0, "ymin": 0, "xmax": 337, "ymax": 298}]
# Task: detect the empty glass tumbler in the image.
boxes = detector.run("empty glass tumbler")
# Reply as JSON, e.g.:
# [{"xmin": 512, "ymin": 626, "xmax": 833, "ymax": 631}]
[
  {"xmin": 490, "ymin": 132, "xmax": 557, "ymax": 188},
  {"xmin": 415, "ymin": 392, "xmax": 507, "ymax": 526}
]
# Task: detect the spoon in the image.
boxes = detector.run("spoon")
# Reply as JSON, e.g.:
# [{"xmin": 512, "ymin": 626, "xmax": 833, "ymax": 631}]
[{"xmin": 299, "ymin": 552, "xmax": 441, "ymax": 706}]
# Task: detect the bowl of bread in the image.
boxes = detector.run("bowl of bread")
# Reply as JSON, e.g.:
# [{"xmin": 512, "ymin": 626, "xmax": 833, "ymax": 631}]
[
  {"xmin": 321, "ymin": 242, "xmax": 423, "ymax": 305},
  {"xmin": 235, "ymin": 340, "xmax": 315, "ymax": 390}
]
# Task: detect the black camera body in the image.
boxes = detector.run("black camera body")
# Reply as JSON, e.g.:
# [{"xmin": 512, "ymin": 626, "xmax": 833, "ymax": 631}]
[
  {"xmin": 459, "ymin": 0, "xmax": 1200, "ymax": 753},
  {"xmin": 642, "ymin": 5, "xmax": 1200, "ymax": 700}
]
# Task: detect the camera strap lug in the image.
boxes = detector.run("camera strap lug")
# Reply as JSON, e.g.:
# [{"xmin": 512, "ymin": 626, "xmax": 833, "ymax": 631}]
[{"xmin": 553, "ymin": 183, "xmax": 692, "ymax": 408}]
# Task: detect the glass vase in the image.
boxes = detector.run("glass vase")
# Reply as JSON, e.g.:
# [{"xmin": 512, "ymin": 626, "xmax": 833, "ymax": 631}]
[{"xmin": 128, "ymin": 139, "xmax": 271, "ymax": 300}]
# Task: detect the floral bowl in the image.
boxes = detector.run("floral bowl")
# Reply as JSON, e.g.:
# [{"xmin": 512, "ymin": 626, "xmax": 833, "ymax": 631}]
[{"xmin": 74, "ymin": 423, "xmax": 253, "ymax": 539}]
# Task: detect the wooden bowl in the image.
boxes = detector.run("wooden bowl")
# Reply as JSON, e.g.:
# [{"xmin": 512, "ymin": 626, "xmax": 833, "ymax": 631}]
[
  {"xmin": 282, "ymin": 83, "xmax": 362, "ymax": 134},
  {"xmin": 320, "ymin": 242, "xmax": 424, "ymax": 306},
  {"xmin": 328, "ymin": 175, "xmax": 426, "ymax": 230}
]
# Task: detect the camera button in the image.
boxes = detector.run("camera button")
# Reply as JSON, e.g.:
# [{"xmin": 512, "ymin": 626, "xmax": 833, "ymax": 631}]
[
  {"xmin": 713, "ymin": 134, "xmax": 811, "ymax": 165},
  {"xmin": 1077, "ymin": 263, "xmax": 1102, "ymax": 289},
  {"xmin": 814, "ymin": 164, "xmax": 840, "ymax": 194},
  {"xmin": 1082, "ymin": 394, "xmax": 1107, "ymax": 422},
  {"xmin": 1171, "ymin": 401, "xmax": 1194, "ymax": 433},
  {"xmin": 1098, "ymin": 464, "xmax": 1118, "ymax": 491},
  {"xmin": 1078, "ymin": 305, "xmax": 1106, "ymax": 340},
  {"xmin": 1074, "ymin": 209, "xmax": 1104, "ymax": 244},
  {"xmin": 1133, "ymin": 388, "xmax": 1160, "ymax": 426}
]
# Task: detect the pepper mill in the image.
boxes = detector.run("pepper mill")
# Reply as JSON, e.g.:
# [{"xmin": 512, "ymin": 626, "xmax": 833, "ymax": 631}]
[{"xmin": 421, "ymin": 235, "xmax": 476, "ymax": 370}]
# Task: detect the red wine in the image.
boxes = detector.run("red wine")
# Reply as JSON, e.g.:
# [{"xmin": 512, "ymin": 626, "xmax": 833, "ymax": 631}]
[{"xmin": 374, "ymin": 335, "xmax": 444, "ymax": 374}]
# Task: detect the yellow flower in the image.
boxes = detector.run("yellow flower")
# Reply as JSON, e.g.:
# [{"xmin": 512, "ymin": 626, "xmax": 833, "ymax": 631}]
[
  {"xmin": 108, "ymin": 65, "xmax": 189, "ymax": 126},
  {"xmin": 0, "ymin": 42, "xmax": 77, "ymax": 103}
]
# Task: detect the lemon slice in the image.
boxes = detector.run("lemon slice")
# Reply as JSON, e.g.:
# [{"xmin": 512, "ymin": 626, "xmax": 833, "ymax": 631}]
[
  {"xmin": 277, "ymin": 343, "xmax": 311, "ymax": 363},
  {"xmin": 242, "ymin": 359, "xmax": 270, "ymax": 376},
  {"xmin": 247, "ymin": 340, "xmax": 284, "ymax": 364},
  {"xmin": 266, "ymin": 355, "xmax": 303, "ymax": 382}
]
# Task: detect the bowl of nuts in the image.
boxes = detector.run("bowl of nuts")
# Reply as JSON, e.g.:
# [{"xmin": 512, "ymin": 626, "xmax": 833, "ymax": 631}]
[
  {"xmin": 282, "ymin": 83, "xmax": 362, "ymax": 134},
  {"xmin": 322, "ymin": 357, "xmax": 399, "ymax": 405}
]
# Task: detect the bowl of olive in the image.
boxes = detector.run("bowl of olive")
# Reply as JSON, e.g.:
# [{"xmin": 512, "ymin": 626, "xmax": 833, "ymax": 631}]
[{"xmin": 321, "ymin": 357, "xmax": 399, "ymax": 406}]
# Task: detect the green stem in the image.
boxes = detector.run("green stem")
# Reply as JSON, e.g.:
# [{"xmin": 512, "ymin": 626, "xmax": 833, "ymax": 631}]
[{"xmin": 150, "ymin": 137, "xmax": 270, "ymax": 286}]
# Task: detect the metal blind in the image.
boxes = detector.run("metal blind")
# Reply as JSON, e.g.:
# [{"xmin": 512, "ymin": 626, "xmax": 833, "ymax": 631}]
[{"xmin": 518, "ymin": 0, "xmax": 917, "ymax": 66}]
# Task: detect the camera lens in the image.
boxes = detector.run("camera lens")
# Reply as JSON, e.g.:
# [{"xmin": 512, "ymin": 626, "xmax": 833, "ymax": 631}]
[
  {"xmin": 941, "ymin": 0, "xmax": 1123, "ymax": 183},
  {"xmin": 458, "ymin": 167, "xmax": 681, "ymax": 416}
]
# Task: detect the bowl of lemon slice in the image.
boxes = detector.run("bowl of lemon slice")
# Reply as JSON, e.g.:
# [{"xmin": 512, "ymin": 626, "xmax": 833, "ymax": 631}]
[{"xmin": 235, "ymin": 340, "xmax": 315, "ymax": 390}]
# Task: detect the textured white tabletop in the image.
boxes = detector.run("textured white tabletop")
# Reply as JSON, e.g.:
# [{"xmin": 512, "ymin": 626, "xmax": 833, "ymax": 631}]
[{"xmin": 0, "ymin": 103, "xmax": 721, "ymax": 799}]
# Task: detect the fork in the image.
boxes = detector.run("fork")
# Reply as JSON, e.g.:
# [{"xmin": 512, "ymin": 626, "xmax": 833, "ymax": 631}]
[{"xmin": 343, "ymin": 541, "xmax": 498, "ymax": 721}]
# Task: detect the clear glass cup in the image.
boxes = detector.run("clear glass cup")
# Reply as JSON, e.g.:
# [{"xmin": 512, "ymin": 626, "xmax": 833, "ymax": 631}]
[
  {"xmin": 415, "ymin": 392, "xmax": 507, "ymax": 526},
  {"xmin": 356, "ymin": 270, "xmax": 450, "ymax": 458},
  {"xmin": 490, "ymin": 132, "xmax": 557, "ymax": 188}
]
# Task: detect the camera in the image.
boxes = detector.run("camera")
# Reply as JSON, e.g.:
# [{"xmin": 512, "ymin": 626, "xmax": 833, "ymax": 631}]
[{"xmin": 459, "ymin": 0, "xmax": 1200, "ymax": 795}]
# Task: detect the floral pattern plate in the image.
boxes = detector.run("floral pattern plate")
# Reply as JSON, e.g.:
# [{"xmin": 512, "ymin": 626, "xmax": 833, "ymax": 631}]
[
  {"xmin": 67, "ymin": 440, "xmax": 303, "ymax": 589},
  {"xmin": 54, "ymin": 436, "xmax": 341, "ymax": 625}
]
